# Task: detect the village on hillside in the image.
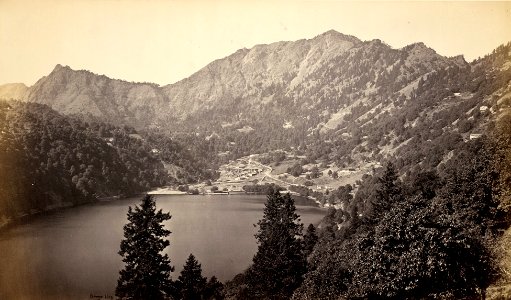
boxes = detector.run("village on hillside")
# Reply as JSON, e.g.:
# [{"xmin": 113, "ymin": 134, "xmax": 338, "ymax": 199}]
[{"xmin": 151, "ymin": 151, "xmax": 381, "ymax": 209}]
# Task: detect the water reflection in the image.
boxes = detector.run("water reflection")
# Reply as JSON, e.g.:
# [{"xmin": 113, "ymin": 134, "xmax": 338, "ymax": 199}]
[{"xmin": 0, "ymin": 194, "xmax": 325, "ymax": 300}]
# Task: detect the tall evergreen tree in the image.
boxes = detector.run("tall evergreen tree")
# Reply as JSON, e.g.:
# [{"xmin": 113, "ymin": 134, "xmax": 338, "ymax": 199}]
[
  {"xmin": 203, "ymin": 276, "xmax": 225, "ymax": 300},
  {"xmin": 369, "ymin": 161, "xmax": 403, "ymax": 221},
  {"xmin": 116, "ymin": 195, "xmax": 175, "ymax": 300},
  {"xmin": 177, "ymin": 253, "xmax": 207, "ymax": 300},
  {"xmin": 303, "ymin": 224, "xmax": 318, "ymax": 257},
  {"xmin": 246, "ymin": 189, "xmax": 306, "ymax": 299}
]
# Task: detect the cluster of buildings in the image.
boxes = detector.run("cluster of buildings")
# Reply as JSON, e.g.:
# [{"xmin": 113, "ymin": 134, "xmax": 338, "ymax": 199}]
[{"xmin": 218, "ymin": 161, "xmax": 263, "ymax": 182}]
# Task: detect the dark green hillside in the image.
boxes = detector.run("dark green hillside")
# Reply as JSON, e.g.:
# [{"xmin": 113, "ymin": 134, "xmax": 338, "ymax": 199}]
[
  {"xmin": 0, "ymin": 101, "xmax": 168, "ymax": 225},
  {"xmin": 292, "ymin": 135, "xmax": 510, "ymax": 299},
  {"xmin": 79, "ymin": 121, "xmax": 221, "ymax": 184}
]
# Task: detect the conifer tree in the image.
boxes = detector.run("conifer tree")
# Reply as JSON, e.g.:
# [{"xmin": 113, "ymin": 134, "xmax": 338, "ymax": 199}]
[
  {"xmin": 177, "ymin": 253, "xmax": 207, "ymax": 300},
  {"xmin": 203, "ymin": 276, "xmax": 225, "ymax": 300},
  {"xmin": 303, "ymin": 223, "xmax": 318, "ymax": 257},
  {"xmin": 369, "ymin": 161, "xmax": 402, "ymax": 221},
  {"xmin": 246, "ymin": 189, "xmax": 306, "ymax": 299},
  {"xmin": 116, "ymin": 195, "xmax": 175, "ymax": 300}
]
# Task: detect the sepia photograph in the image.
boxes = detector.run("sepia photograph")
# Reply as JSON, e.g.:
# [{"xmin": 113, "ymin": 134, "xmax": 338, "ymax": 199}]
[{"xmin": 1, "ymin": 0, "xmax": 511, "ymax": 299}]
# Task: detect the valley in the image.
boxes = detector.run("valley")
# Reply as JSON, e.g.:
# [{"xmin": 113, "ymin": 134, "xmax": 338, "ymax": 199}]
[
  {"xmin": 1, "ymin": 29, "xmax": 511, "ymax": 299},
  {"xmin": 1, "ymin": 31, "xmax": 511, "ymax": 218}
]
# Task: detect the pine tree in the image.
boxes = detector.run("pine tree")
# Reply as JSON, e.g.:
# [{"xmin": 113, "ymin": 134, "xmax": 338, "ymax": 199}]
[
  {"xmin": 246, "ymin": 189, "xmax": 306, "ymax": 299},
  {"xmin": 203, "ymin": 276, "xmax": 225, "ymax": 300},
  {"xmin": 116, "ymin": 194, "xmax": 175, "ymax": 300},
  {"xmin": 303, "ymin": 224, "xmax": 318, "ymax": 257},
  {"xmin": 177, "ymin": 253, "xmax": 207, "ymax": 300},
  {"xmin": 369, "ymin": 161, "xmax": 402, "ymax": 221}
]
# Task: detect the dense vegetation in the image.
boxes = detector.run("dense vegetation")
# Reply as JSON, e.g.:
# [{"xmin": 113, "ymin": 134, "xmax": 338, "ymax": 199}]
[
  {"xmin": 74, "ymin": 116, "xmax": 222, "ymax": 184},
  {"xmin": 142, "ymin": 131, "xmax": 221, "ymax": 183},
  {"xmin": 292, "ymin": 133, "xmax": 511, "ymax": 299},
  {"xmin": 219, "ymin": 122, "xmax": 511, "ymax": 298},
  {"xmin": 242, "ymin": 183, "xmax": 284, "ymax": 194},
  {"xmin": 0, "ymin": 101, "xmax": 171, "ymax": 224}
]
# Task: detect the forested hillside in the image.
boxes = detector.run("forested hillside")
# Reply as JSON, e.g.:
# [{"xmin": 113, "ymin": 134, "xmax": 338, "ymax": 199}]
[
  {"xmin": 306, "ymin": 42, "xmax": 511, "ymax": 173},
  {"xmin": 0, "ymin": 101, "xmax": 214, "ymax": 226},
  {"xmin": 293, "ymin": 134, "xmax": 510, "ymax": 299},
  {"xmin": 224, "ymin": 124, "xmax": 511, "ymax": 298}
]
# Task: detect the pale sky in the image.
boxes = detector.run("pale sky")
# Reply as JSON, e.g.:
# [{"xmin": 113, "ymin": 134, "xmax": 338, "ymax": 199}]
[{"xmin": 1, "ymin": 0, "xmax": 510, "ymax": 86}]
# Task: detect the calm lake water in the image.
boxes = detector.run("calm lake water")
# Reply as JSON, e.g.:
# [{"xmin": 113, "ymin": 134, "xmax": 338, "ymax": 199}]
[{"xmin": 0, "ymin": 194, "xmax": 325, "ymax": 300}]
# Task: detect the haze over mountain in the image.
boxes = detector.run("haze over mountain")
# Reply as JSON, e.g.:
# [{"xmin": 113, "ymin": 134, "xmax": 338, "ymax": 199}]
[{"xmin": 0, "ymin": 83, "xmax": 28, "ymax": 101}]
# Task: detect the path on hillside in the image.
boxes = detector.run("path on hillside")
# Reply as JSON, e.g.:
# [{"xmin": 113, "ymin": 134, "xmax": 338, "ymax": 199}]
[{"xmin": 249, "ymin": 159, "xmax": 293, "ymax": 188}]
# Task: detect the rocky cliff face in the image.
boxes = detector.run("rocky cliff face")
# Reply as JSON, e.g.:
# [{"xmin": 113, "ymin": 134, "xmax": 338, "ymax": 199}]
[
  {"xmin": 161, "ymin": 31, "xmax": 466, "ymax": 123},
  {"xmin": 161, "ymin": 31, "xmax": 364, "ymax": 118}
]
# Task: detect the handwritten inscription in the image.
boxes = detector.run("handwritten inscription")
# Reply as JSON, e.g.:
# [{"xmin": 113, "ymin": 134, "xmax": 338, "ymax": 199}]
[{"xmin": 90, "ymin": 293, "xmax": 114, "ymax": 299}]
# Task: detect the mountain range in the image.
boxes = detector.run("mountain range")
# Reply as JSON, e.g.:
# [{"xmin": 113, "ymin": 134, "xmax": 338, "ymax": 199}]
[
  {"xmin": 1, "ymin": 30, "xmax": 510, "ymax": 168},
  {"xmin": 0, "ymin": 31, "xmax": 471, "ymax": 124}
]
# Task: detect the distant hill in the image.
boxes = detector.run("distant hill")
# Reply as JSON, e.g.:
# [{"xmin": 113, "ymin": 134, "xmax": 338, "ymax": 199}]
[
  {"xmin": 0, "ymin": 83, "xmax": 28, "ymax": 100},
  {"xmin": 5, "ymin": 31, "xmax": 467, "ymax": 130},
  {"xmin": 21, "ymin": 64, "xmax": 167, "ymax": 128},
  {"xmin": 0, "ymin": 100, "xmax": 166, "ymax": 225}
]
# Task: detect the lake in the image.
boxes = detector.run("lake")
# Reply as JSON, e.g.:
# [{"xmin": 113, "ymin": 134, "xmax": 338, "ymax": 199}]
[{"xmin": 0, "ymin": 194, "xmax": 325, "ymax": 299}]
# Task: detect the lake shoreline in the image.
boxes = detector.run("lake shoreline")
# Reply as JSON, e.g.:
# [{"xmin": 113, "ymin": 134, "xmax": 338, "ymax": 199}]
[
  {"xmin": 0, "ymin": 192, "xmax": 147, "ymax": 232},
  {"xmin": 0, "ymin": 188, "xmax": 324, "ymax": 232}
]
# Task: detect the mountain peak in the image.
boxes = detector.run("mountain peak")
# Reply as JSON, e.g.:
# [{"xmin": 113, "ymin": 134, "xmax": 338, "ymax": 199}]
[
  {"xmin": 52, "ymin": 64, "xmax": 71, "ymax": 72},
  {"xmin": 321, "ymin": 29, "xmax": 342, "ymax": 36},
  {"xmin": 403, "ymin": 42, "xmax": 434, "ymax": 52},
  {"xmin": 313, "ymin": 30, "xmax": 361, "ymax": 44},
  {"xmin": 450, "ymin": 54, "xmax": 467, "ymax": 66}
]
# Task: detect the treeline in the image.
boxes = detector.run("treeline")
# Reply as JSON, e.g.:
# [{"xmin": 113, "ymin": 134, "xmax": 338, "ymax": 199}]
[
  {"xmin": 242, "ymin": 183, "xmax": 283, "ymax": 194},
  {"xmin": 0, "ymin": 101, "xmax": 168, "ymax": 224},
  {"xmin": 136, "ymin": 131, "xmax": 220, "ymax": 184},
  {"xmin": 287, "ymin": 184, "xmax": 352, "ymax": 207}
]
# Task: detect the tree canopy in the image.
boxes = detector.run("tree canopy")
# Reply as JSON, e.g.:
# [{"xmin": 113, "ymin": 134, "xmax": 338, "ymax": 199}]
[
  {"xmin": 244, "ymin": 190, "xmax": 307, "ymax": 299},
  {"xmin": 294, "ymin": 137, "xmax": 508, "ymax": 299},
  {"xmin": 116, "ymin": 195, "xmax": 175, "ymax": 300},
  {"xmin": 176, "ymin": 253, "xmax": 207, "ymax": 300}
]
